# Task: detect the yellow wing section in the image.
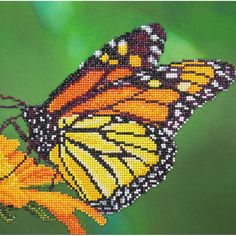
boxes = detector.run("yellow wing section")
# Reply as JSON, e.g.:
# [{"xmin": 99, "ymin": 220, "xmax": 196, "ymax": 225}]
[
  {"xmin": 49, "ymin": 115, "xmax": 160, "ymax": 202},
  {"xmin": 170, "ymin": 61, "xmax": 215, "ymax": 94}
]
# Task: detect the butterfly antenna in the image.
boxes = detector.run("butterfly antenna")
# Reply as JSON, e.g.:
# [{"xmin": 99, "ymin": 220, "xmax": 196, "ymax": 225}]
[
  {"xmin": 0, "ymin": 105, "xmax": 20, "ymax": 109},
  {"xmin": 0, "ymin": 94, "xmax": 26, "ymax": 108},
  {"xmin": 0, "ymin": 114, "xmax": 22, "ymax": 134}
]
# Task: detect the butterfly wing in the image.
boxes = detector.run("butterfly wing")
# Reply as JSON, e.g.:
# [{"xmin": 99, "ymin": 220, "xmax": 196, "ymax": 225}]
[
  {"xmin": 151, "ymin": 60, "xmax": 235, "ymax": 136},
  {"xmin": 48, "ymin": 59, "xmax": 235, "ymax": 213},
  {"xmin": 45, "ymin": 23, "xmax": 166, "ymax": 114},
  {"xmin": 49, "ymin": 114, "xmax": 175, "ymax": 213},
  {"xmin": 62, "ymin": 60, "xmax": 235, "ymax": 129}
]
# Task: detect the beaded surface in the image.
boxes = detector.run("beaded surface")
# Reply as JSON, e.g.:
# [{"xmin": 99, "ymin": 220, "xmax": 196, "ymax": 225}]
[{"xmin": 0, "ymin": 23, "xmax": 235, "ymax": 234}]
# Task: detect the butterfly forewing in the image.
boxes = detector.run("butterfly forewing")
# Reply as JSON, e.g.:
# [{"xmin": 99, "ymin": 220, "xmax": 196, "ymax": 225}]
[
  {"xmin": 45, "ymin": 23, "xmax": 166, "ymax": 114},
  {"xmin": 61, "ymin": 60, "xmax": 235, "ymax": 128},
  {"xmin": 156, "ymin": 60, "xmax": 235, "ymax": 136}
]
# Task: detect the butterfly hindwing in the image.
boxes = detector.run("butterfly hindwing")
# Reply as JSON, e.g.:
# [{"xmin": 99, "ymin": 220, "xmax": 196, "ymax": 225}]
[
  {"xmin": 49, "ymin": 114, "xmax": 176, "ymax": 213},
  {"xmin": 46, "ymin": 23, "xmax": 166, "ymax": 114}
]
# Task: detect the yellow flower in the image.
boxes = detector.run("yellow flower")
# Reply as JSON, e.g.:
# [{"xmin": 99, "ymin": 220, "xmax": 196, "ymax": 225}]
[{"xmin": 0, "ymin": 135, "xmax": 106, "ymax": 234}]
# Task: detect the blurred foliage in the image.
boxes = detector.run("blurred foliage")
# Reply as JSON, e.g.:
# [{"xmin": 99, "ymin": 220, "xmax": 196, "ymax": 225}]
[{"xmin": 0, "ymin": 2, "xmax": 236, "ymax": 234}]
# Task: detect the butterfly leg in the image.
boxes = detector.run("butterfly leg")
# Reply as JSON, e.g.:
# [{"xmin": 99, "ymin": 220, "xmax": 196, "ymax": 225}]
[
  {"xmin": 49, "ymin": 169, "xmax": 61, "ymax": 191},
  {"xmin": 26, "ymin": 142, "xmax": 33, "ymax": 156},
  {"xmin": 11, "ymin": 121, "xmax": 28, "ymax": 142},
  {"xmin": 0, "ymin": 115, "xmax": 28, "ymax": 142}
]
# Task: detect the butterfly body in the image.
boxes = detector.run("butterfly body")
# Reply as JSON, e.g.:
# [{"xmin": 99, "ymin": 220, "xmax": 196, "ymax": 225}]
[
  {"xmin": 22, "ymin": 106, "xmax": 59, "ymax": 158},
  {"xmin": 10, "ymin": 23, "xmax": 234, "ymax": 213}
]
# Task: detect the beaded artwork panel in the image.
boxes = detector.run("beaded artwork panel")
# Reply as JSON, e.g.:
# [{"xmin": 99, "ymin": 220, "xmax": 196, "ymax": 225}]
[{"xmin": 0, "ymin": 23, "xmax": 235, "ymax": 234}]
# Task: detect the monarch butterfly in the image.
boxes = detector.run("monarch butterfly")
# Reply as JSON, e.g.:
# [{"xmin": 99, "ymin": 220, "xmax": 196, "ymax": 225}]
[{"xmin": 0, "ymin": 23, "xmax": 235, "ymax": 213}]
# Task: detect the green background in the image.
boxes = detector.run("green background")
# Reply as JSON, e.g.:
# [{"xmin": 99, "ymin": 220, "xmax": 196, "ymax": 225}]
[{"xmin": 0, "ymin": 1, "xmax": 236, "ymax": 234}]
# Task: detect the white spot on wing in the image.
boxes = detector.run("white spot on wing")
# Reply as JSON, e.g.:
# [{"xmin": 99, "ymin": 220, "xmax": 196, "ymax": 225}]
[
  {"xmin": 141, "ymin": 25, "xmax": 153, "ymax": 34},
  {"xmin": 94, "ymin": 50, "xmax": 102, "ymax": 57},
  {"xmin": 150, "ymin": 34, "xmax": 159, "ymax": 41},
  {"xmin": 109, "ymin": 39, "xmax": 116, "ymax": 48}
]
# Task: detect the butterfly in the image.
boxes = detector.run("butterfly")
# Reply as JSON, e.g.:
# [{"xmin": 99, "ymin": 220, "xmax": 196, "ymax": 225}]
[{"xmin": 0, "ymin": 23, "xmax": 235, "ymax": 214}]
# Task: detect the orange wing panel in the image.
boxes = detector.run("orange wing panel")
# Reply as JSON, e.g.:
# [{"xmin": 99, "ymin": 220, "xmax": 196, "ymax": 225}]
[
  {"xmin": 106, "ymin": 68, "xmax": 133, "ymax": 82},
  {"xmin": 48, "ymin": 70, "xmax": 105, "ymax": 113},
  {"xmin": 98, "ymin": 100, "xmax": 169, "ymax": 123},
  {"xmin": 64, "ymin": 86, "xmax": 141, "ymax": 116},
  {"xmin": 135, "ymin": 89, "xmax": 180, "ymax": 104}
]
